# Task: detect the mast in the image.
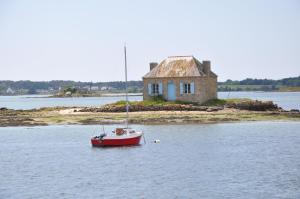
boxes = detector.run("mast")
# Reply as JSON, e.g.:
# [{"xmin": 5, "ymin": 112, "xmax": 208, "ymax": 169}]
[{"xmin": 124, "ymin": 45, "xmax": 129, "ymax": 128}]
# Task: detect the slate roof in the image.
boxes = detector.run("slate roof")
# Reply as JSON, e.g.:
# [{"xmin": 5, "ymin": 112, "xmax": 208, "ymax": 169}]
[{"xmin": 143, "ymin": 56, "xmax": 217, "ymax": 78}]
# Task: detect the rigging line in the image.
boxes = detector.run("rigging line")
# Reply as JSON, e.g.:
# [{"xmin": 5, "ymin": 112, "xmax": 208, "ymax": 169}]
[{"xmin": 124, "ymin": 44, "xmax": 129, "ymax": 128}]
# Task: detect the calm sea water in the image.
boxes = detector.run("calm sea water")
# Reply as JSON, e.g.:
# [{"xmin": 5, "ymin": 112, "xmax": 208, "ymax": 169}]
[
  {"xmin": 0, "ymin": 95, "xmax": 142, "ymax": 110},
  {"xmin": 0, "ymin": 92, "xmax": 299, "ymax": 110},
  {"xmin": 218, "ymin": 91, "xmax": 300, "ymax": 110},
  {"xmin": 0, "ymin": 122, "xmax": 299, "ymax": 199}
]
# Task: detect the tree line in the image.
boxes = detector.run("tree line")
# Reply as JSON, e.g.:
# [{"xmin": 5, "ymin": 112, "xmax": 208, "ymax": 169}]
[
  {"xmin": 0, "ymin": 80, "xmax": 143, "ymax": 95},
  {"xmin": 219, "ymin": 76, "xmax": 300, "ymax": 87},
  {"xmin": 0, "ymin": 76, "xmax": 299, "ymax": 95}
]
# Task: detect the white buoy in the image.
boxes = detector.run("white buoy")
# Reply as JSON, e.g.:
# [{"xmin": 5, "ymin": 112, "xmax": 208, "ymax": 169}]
[{"xmin": 154, "ymin": 139, "xmax": 160, "ymax": 143}]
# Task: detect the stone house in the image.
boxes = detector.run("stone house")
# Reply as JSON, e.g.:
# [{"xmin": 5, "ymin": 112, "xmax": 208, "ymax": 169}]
[{"xmin": 143, "ymin": 56, "xmax": 217, "ymax": 104}]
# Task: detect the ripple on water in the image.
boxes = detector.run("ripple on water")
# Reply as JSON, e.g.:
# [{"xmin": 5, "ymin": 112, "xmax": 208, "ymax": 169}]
[{"xmin": 0, "ymin": 122, "xmax": 300, "ymax": 198}]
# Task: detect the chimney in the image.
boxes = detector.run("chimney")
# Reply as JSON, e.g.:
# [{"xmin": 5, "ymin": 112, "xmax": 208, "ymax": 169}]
[
  {"xmin": 202, "ymin": 60, "xmax": 211, "ymax": 75},
  {"xmin": 150, "ymin": 62, "xmax": 158, "ymax": 71}
]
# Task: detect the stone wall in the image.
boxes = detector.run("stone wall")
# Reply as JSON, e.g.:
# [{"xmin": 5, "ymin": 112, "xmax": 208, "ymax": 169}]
[{"xmin": 143, "ymin": 76, "xmax": 217, "ymax": 104}]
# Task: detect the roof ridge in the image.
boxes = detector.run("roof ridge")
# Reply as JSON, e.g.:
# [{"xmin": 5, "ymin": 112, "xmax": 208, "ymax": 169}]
[{"xmin": 167, "ymin": 55, "xmax": 194, "ymax": 58}]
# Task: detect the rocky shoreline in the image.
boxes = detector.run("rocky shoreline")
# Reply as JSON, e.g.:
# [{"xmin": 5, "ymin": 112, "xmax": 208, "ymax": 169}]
[{"xmin": 0, "ymin": 99, "xmax": 299, "ymax": 127}]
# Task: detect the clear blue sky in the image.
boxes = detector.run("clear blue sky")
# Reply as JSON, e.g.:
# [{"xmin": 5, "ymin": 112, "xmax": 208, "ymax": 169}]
[{"xmin": 0, "ymin": 0, "xmax": 299, "ymax": 82}]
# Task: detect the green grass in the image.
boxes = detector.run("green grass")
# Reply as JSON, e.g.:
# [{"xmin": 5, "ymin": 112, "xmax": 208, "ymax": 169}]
[
  {"xmin": 278, "ymin": 86, "xmax": 300, "ymax": 92},
  {"xmin": 203, "ymin": 98, "xmax": 251, "ymax": 106},
  {"xmin": 111, "ymin": 100, "xmax": 175, "ymax": 106},
  {"xmin": 110, "ymin": 98, "xmax": 252, "ymax": 107},
  {"xmin": 202, "ymin": 99, "xmax": 227, "ymax": 106}
]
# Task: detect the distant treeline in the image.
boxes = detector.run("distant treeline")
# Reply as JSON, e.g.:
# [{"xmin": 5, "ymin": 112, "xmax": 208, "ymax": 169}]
[
  {"xmin": 0, "ymin": 80, "xmax": 143, "ymax": 90},
  {"xmin": 219, "ymin": 76, "xmax": 300, "ymax": 86},
  {"xmin": 0, "ymin": 76, "xmax": 299, "ymax": 95},
  {"xmin": 218, "ymin": 76, "xmax": 300, "ymax": 91},
  {"xmin": 0, "ymin": 80, "xmax": 143, "ymax": 95}
]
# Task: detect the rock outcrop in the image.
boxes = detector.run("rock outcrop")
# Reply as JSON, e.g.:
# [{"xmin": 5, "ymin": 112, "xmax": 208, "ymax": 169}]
[{"xmin": 225, "ymin": 100, "xmax": 279, "ymax": 111}]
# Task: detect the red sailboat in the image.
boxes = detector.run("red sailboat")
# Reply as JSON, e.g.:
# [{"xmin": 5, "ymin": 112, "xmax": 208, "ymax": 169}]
[
  {"xmin": 91, "ymin": 128, "xmax": 143, "ymax": 147},
  {"xmin": 91, "ymin": 45, "xmax": 144, "ymax": 147}
]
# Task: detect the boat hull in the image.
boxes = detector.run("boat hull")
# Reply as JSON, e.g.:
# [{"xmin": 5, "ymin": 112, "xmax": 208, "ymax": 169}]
[{"xmin": 91, "ymin": 134, "xmax": 142, "ymax": 147}]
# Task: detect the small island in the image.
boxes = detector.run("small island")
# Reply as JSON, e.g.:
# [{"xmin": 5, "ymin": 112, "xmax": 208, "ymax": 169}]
[{"xmin": 1, "ymin": 98, "xmax": 299, "ymax": 127}]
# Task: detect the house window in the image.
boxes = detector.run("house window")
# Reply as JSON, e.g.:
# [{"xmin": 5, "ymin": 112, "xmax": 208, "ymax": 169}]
[
  {"xmin": 184, "ymin": 83, "xmax": 191, "ymax": 94},
  {"xmin": 151, "ymin": 84, "xmax": 159, "ymax": 95}
]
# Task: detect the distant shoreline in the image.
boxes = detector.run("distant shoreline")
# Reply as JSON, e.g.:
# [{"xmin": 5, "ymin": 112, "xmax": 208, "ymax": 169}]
[
  {"xmin": 1, "ymin": 76, "xmax": 299, "ymax": 96},
  {"xmin": 48, "ymin": 92, "xmax": 143, "ymax": 98},
  {"xmin": 21, "ymin": 93, "xmax": 143, "ymax": 98},
  {"xmin": 1, "ymin": 90, "xmax": 300, "ymax": 98}
]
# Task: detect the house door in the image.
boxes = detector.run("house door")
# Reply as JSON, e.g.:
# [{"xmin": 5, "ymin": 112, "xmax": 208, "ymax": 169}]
[{"xmin": 167, "ymin": 82, "xmax": 176, "ymax": 101}]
